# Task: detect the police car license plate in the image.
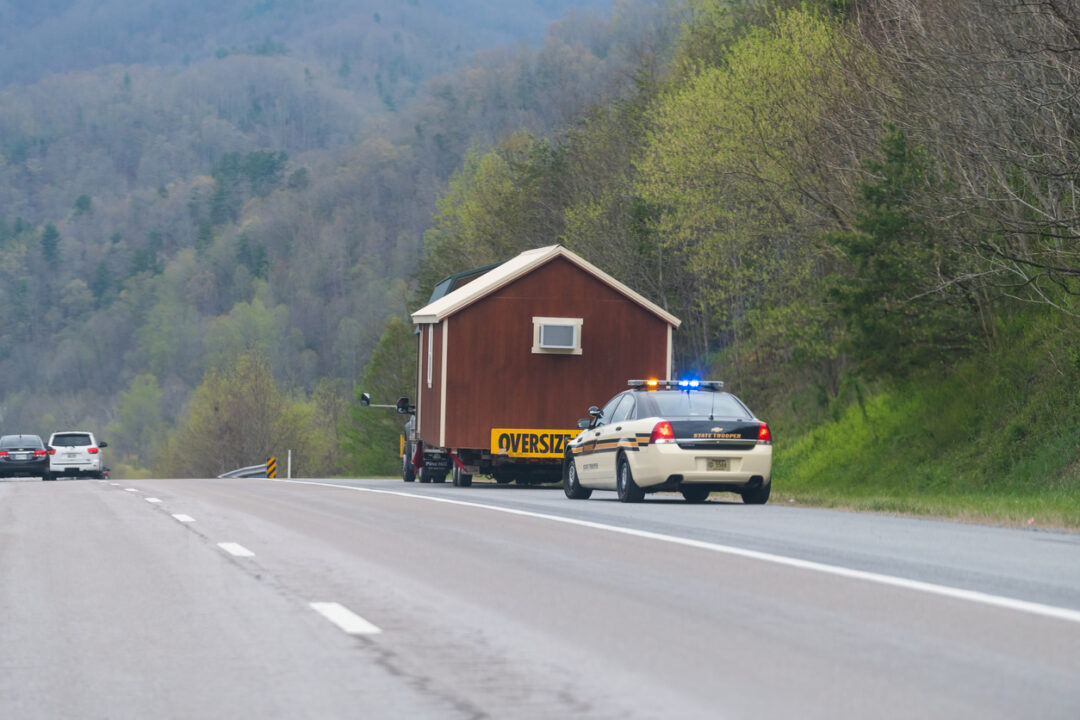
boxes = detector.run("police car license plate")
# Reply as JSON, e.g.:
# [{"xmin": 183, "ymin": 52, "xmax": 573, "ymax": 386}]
[{"xmin": 707, "ymin": 458, "xmax": 730, "ymax": 472}]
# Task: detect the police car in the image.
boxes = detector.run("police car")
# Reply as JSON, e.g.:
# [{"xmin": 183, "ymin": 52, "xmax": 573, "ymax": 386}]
[{"xmin": 564, "ymin": 379, "xmax": 772, "ymax": 503}]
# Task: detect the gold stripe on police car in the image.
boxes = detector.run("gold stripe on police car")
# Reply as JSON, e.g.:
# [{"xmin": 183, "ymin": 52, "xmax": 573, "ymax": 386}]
[{"xmin": 491, "ymin": 429, "xmax": 577, "ymax": 458}]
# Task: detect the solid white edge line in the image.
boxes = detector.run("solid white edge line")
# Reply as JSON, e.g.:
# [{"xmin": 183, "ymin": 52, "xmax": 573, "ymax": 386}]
[
  {"xmin": 172, "ymin": 513, "xmax": 195, "ymax": 523},
  {"xmin": 218, "ymin": 542, "xmax": 255, "ymax": 558},
  {"xmin": 310, "ymin": 602, "xmax": 381, "ymax": 635},
  {"xmin": 273, "ymin": 478, "xmax": 1080, "ymax": 626}
]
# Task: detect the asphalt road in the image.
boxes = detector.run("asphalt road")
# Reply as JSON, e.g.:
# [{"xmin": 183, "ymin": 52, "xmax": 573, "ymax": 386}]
[{"xmin": 1, "ymin": 476, "xmax": 1078, "ymax": 719}]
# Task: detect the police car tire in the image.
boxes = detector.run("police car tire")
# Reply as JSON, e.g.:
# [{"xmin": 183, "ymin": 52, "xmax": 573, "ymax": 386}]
[
  {"xmin": 616, "ymin": 455, "xmax": 644, "ymax": 503},
  {"xmin": 741, "ymin": 481, "xmax": 771, "ymax": 505},
  {"xmin": 563, "ymin": 458, "xmax": 591, "ymax": 500}
]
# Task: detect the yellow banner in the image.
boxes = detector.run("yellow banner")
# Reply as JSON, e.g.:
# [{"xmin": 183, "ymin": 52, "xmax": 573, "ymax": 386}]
[{"xmin": 490, "ymin": 429, "xmax": 577, "ymax": 458}]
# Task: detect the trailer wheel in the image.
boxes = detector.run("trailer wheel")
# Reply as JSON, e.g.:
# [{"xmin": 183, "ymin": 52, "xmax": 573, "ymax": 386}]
[
  {"xmin": 402, "ymin": 452, "xmax": 415, "ymax": 483},
  {"xmin": 418, "ymin": 467, "xmax": 433, "ymax": 483},
  {"xmin": 452, "ymin": 464, "xmax": 473, "ymax": 487}
]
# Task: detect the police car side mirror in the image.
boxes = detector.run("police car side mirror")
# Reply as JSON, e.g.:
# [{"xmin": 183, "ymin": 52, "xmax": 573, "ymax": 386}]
[{"xmin": 360, "ymin": 392, "xmax": 371, "ymax": 407}]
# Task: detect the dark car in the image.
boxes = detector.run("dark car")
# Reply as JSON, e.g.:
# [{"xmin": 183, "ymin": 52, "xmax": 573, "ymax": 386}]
[{"xmin": 0, "ymin": 434, "xmax": 50, "ymax": 479}]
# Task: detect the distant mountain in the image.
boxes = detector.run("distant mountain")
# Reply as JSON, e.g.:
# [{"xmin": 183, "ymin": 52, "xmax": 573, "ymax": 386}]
[{"xmin": 0, "ymin": 0, "xmax": 612, "ymax": 87}]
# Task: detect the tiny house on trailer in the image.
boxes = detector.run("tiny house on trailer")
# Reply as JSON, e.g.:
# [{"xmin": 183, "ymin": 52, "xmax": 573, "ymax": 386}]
[{"xmin": 404, "ymin": 245, "xmax": 681, "ymax": 486}]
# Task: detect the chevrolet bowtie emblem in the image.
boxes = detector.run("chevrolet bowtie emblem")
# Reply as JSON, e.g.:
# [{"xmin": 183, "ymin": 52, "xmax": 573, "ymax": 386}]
[{"xmin": 711, "ymin": 427, "xmax": 723, "ymax": 433}]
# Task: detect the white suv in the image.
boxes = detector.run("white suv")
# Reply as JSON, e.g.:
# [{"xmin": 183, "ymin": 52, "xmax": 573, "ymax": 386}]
[{"xmin": 46, "ymin": 431, "xmax": 108, "ymax": 480}]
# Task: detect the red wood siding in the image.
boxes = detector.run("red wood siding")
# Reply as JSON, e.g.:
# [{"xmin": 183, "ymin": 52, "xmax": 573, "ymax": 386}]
[{"xmin": 433, "ymin": 256, "xmax": 670, "ymax": 450}]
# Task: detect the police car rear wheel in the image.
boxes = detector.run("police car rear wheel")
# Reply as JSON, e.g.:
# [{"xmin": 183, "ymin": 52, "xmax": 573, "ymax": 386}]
[
  {"xmin": 616, "ymin": 455, "xmax": 644, "ymax": 503},
  {"xmin": 741, "ymin": 481, "xmax": 771, "ymax": 505}
]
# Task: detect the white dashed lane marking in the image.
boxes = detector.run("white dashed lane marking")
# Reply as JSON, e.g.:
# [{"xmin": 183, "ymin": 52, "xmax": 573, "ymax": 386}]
[
  {"xmin": 310, "ymin": 602, "xmax": 382, "ymax": 635},
  {"xmin": 218, "ymin": 542, "xmax": 255, "ymax": 558},
  {"xmin": 172, "ymin": 514, "xmax": 195, "ymax": 523},
  {"xmin": 146, "ymin": 498, "xmax": 162, "ymax": 504}
]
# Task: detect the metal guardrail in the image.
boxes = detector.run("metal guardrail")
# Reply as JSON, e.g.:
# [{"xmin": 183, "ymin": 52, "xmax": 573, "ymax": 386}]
[{"xmin": 218, "ymin": 464, "xmax": 267, "ymax": 479}]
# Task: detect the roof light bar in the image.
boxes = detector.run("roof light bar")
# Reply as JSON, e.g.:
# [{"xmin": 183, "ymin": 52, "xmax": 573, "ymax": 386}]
[{"xmin": 627, "ymin": 379, "xmax": 724, "ymax": 389}]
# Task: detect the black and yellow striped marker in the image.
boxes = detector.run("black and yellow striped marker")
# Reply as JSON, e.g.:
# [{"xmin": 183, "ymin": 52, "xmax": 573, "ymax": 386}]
[{"xmin": 266, "ymin": 456, "xmax": 277, "ymax": 478}]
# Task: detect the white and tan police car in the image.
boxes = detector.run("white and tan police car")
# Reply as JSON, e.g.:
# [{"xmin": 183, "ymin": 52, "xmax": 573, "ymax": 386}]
[{"xmin": 564, "ymin": 379, "xmax": 772, "ymax": 503}]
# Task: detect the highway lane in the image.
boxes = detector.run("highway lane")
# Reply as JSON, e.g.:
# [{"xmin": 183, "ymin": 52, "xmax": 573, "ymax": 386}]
[{"xmin": 1, "ymin": 476, "xmax": 1078, "ymax": 719}]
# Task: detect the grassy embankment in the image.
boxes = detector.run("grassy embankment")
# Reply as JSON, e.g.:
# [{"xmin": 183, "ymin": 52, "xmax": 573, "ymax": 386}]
[{"xmin": 771, "ymin": 312, "xmax": 1080, "ymax": 529}]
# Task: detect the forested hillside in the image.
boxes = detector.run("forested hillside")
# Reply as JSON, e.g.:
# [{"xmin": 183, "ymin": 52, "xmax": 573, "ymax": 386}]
[
  {"xmin": 0, "ymin": 0, "xmax": 673, "ymax": 475},
  {"xmin": 3, "ymin": 0, "xmax": 1078, "ymax": 515}
]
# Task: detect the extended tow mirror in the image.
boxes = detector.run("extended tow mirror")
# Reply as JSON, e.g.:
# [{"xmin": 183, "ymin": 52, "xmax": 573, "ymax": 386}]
[
  {"xmin": 577, "ymin": 418, "xmax": 591, "ymax": 429},
  {"xmin": 98, "ymin": 441, "xmax": 108, "ymax": 449},
  {"xmin": 396, "ymin": 397, "xmax": 412, "ymax": 414},
  {"xmin": 360, "ymin": 392, "xmax": 371, "ymax": 407}
]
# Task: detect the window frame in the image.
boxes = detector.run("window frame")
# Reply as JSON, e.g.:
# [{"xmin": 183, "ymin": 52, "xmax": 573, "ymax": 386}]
[{"xmin": 531, "ymin": 316, "xmax": 583, "ymax": 355}]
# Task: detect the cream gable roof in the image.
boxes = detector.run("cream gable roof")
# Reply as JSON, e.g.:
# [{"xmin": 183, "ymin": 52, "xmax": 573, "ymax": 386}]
[{"xmin": 411, "ymin": 245, "xmax": 681, "ymax": 327}]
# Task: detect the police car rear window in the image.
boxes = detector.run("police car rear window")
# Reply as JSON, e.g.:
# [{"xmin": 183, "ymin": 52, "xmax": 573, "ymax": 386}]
[{"xmin": 645, "ymin": 391, "xmax": 750, "ymax": 419}]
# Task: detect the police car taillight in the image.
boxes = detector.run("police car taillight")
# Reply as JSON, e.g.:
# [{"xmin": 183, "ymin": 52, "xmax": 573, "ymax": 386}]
[
  {"xmin": 758, "ymin": 423, "xmax": 772, "ymax": 444},
  {"xmin": 650, "ymin": 421, "xmax": 676, "ymax": 444}
]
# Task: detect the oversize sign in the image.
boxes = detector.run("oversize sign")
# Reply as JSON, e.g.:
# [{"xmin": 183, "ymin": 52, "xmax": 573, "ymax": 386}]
[{"xmin": 491, "ymin": 429, "xmax": 577, "ymax": 459}]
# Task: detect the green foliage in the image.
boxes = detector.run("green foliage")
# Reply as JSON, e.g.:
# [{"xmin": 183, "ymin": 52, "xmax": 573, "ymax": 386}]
[
  {"xmin": 156, "ymin": 351, "xmax": 317, "ymax": 477},
  {"xmin": 104, "ymin": 374, "xmax": 165, "ymax": 467},
  {"xmin": 638, "ymin": 7, "xmax": 850, "ymax": 383},
  {"xmin": 774, "ymin": 310, "xmax": 1080, "ymax": 527},
  {"xmin": 341, "ymin": 317, "xmax": 416, "ymax": 475},
  {"xmin": 417, "ymin": 133, "xmax": 567, "ymax": 302},
  {"xmin": 73, "ymin": 195, "xmax": 92, "ymax": 216},
  {"xmin": 202, "ymin": 293, "xmax": 289, "ymax": 374},
  {"xmin": 40, "ymin": 224, "xmax": 60, "ymax": 263},
  {"xmin": 825, "ymin": 126, "xmax": 978, "ymax": 377}
]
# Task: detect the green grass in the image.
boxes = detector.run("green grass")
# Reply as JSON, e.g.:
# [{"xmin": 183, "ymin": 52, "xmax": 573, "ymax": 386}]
[{"xmin": 771, "ymin": 311, "xmax": 1080, "ymax": 529}]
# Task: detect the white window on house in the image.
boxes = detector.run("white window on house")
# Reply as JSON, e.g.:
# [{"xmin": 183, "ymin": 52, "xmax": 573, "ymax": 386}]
[
  {"xmin": 427, "ymin": 324, "xmax": 434, "ymax": 388},
  {"xmin": 532, "ymin": 317, "xmax": 583, "ymax": 355}
]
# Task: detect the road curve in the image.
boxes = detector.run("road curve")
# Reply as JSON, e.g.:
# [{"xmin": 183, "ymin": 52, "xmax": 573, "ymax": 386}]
[{"xmin": 1, "ymin": 476, "xmax": 1077, "ymax": 719}]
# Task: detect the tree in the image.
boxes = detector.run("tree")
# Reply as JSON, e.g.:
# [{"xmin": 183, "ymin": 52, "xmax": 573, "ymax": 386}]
[
  {"xmin": 104, "ymin": 374, "xmax": 164, "ymax": 468},
  {"xmin": 341, "ymin": 317, "xmax": 416, "ymax": 475},
  {"xmin": 156, "ymin": 352, "xmax": 316, "ymax": 477},
  {"xmin": 41, "ymin": 224, "xmax": 60, "ymax": 263},
  {"xmin": 825, "ymin": 126, "xmax": 978, "ymax": 376}
]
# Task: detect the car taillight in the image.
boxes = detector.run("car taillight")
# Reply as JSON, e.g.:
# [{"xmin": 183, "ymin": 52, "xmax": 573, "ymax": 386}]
[
  {"xmin": 650, "ymin": 421, "xmax": 676, "ymax": 444},
  {"xmin": 48, "ymin": 448, "xmax": 56, "ymax": 455},
  {"xmin": 0, "ymin": 451, "xmax": 7, "ymax": 458},
  {"xmin": 758, "ymin": 423, "xmax": 772, "ymax": 444},
  {"xmin": 33, "ymin": 449, "xmax": 47, "ymax": 457},
  {"xmin": 88, "ymin": 447, "xmax": 99, "ymax": 454}
]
